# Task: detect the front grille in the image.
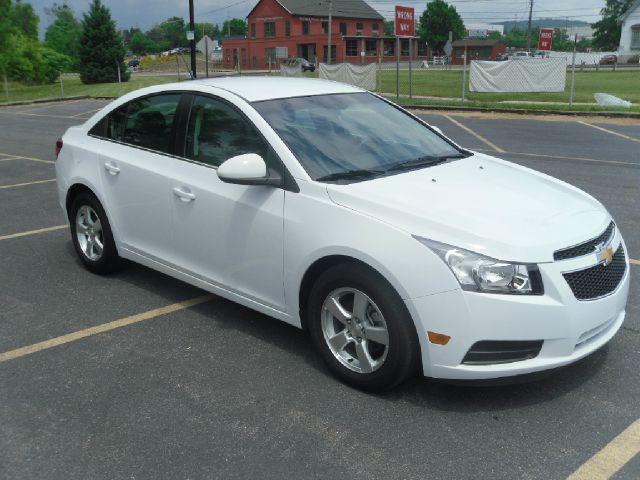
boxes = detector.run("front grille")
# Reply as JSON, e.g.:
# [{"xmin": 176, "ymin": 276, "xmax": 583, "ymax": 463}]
[
  {"xmin": 462, "ymin": 340, "xmax": 543, "ymax": 365},
  {"xmin": 554, "ymin": 222, "xmax": 615, "ymax": 261},
  {"xmin": 563, "ymin": 246, "xmax": 626, "ymax": 300}
]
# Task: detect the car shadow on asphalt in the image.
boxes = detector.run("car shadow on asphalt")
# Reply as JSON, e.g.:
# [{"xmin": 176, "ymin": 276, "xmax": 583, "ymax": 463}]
[{"xmin": 64, "ymin": 239, "xmax": 609, "ymax": 409}]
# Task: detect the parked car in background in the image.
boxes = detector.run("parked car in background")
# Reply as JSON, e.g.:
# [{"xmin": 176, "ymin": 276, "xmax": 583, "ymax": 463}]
[
  {"xmin": 55, "ymin": 77, "xmax": 630, "ymax": 391},
  {"xmin": 599, "ymin": 54, "xmax": 618, "ymax": 65},
  {"xmin": 127, "ymin": 59, "xmax": 140, "ymax": 69},
  {"xmin": 284, "ymin": 57, "xmax": 316, "ymax": 72},
  {"xmin": 494, "ymin": 53, "xmax": 509, "ymax": 61},
  {"xmin": 511, "ymin": 51, "xmax": 531, "ymax": 59}
]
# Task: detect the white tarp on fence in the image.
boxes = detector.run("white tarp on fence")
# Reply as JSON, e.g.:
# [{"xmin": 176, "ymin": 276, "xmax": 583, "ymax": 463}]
[
  {"xmin": 319, "ymin": 63, "xmax": 377, "ymax": 90},
  {"xmin": 280, "ymin": 63, "xmax": 302, "ymax": 77},
  {"xmin": 470, "ymin": 58, "xmax": 566, "ymax": 93}
]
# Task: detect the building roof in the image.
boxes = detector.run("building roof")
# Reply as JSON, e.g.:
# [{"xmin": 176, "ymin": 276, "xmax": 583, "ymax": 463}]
[
  {"xmin": 248, "ymin": 0, "xmax": 384, "ymax": 20},
  {"xmin": 452, "ymin": 39, "xmax": 504, "ymax": 47},
  {"xmin": 620, "ymin": 0, "xmax": 640, "ymax": 23}
]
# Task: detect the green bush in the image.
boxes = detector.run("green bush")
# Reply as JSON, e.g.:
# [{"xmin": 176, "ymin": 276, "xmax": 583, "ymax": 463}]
[
  {"xmin": 4, "ymin": 34, "xmax": 72, "ymax": 84},
  {"xmin": 626, "ymin": 55, "xmax": 640, "ymax": 64}
]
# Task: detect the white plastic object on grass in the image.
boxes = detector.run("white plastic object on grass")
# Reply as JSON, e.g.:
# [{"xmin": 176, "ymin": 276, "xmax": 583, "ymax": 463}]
[{"xmin": 594, "ymin": 93, "xmax": 632, "ymax": 108}]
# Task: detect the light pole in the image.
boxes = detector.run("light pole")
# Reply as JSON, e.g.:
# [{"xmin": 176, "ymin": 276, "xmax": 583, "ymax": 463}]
[{"xmin": 189, "ymin": 0, "xmax": 196, "ymax": 78}]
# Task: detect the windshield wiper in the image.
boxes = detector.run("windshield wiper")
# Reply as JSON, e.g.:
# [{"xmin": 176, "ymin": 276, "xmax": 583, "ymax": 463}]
[
  {"xmin": 316, "ymin": 169, "xmax": 385, "ymax": 182},
  {"xmin": 386, "ymin": 154, "xmax": 466, "ymax": 173}
]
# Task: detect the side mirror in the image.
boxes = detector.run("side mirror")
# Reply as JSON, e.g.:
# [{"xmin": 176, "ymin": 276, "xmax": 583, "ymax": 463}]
[{"xmin": 217, "ymin": 153, "xmax": 281, "ymax": 187}]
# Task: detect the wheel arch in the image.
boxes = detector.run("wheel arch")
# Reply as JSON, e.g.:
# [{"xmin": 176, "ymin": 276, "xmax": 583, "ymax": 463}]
[
  {"xmin": 65, "ymin": 181, "xmax": 121, "ymax": 247},
  {"xmin": 297, "ymin": 253, "xmax": 412, "ymax": 332}
]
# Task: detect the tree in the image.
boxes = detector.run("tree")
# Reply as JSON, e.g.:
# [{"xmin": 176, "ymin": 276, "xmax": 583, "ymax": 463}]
[
  {"xmin": 384, "ymin": 20, "xmax": 394, "ymax": 36},
  {"xmin": 194, "ymin": 22, "xmax": 221, "ymax": 43},
  {"xmin": 78, "ymin": 0, "xmax": 129, "ymax": 84},
  {"xmin": 9, "ymin": 0, "xmax": 39, "ymax": 40},
  {"xmin": 45, "ymin": 3, "xmax": 82, "ymax": 70},
  {"xmin": 592, "ymin": 0, "xmax": 634, "ymax": 51},
  {"xmin": 147, "ymin": 17, "xmax": 188, "ymax": 51},
  {"xmin": 222, "ymin": 18, "xmax": 247, "ymax": 37},
  {"xmin": 418, "ymin": 0, "xmax": 464, "ymax": 54},
  {"xmin": 129, "ymin": 31, "xmax": 159, "ymax": 55}
]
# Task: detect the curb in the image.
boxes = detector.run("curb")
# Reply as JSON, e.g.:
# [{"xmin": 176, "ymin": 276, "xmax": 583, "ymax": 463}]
[
  {"xmin": 400, "ymin": 104, "xmax": 640, "ymax": 119},
  {"xmin": 0, "ymin": 95, "xmax": 116, "ymax": 108}
]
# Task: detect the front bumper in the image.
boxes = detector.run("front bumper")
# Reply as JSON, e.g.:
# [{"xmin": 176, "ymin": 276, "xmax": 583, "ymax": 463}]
[{"xmin": 406, "ymin": 236, "xmax": 630, "ymax": 380}]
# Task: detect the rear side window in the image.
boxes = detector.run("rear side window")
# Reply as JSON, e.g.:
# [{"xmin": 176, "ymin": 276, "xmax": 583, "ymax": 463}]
[
  {"xmin": 184, "ymin": 95, "xmax": 268, "ymax": 167},
  {"xmin": 96, "ymin": 94, "xmax": 182, "ymax": 154}
]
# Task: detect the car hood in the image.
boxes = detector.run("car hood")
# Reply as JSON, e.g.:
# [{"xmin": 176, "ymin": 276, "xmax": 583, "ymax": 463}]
[{"xmin": 325, "ymin": 153, "xmax": 609, "ymax": 263}]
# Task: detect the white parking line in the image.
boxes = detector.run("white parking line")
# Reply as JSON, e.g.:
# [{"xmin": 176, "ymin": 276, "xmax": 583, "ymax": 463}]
[
  {"xmin": 0, "ymin": 156, "xmax": 22, "ymax": 162},
  {"xmin": 70, "ymin": 107, "xmax": 103, "ymax": 117},
  {"xmin": 0, "ymin": 111, "xmax": 83, "ymax": 120},
  {"xmin": 0, "ymin": 178, "xmax": 56, "ymax": 189},
  {"xmin": 498, "ymin": 150, "xmax": 639, "ymax": 167},
  {"xmin": 443, "ymin": 115, "xmax": 506, "ymax": 153},
  {"xmin": 630, "ymin": 258, "xmax": 640, "ymax": 266},
  {"xmin": 567, "ymin": 418, "xmax": 640, "ymax": 480},
  {"xmin": 578, "ymin": 121, "xmax": 640, "ymax": 144},
  {"xmin": 0, "ymin": 225, "xmax": 67, "ymax": 241},
  {"xmin": 0, "ymin": 295, "xmax": 215, "ymax": 363}
]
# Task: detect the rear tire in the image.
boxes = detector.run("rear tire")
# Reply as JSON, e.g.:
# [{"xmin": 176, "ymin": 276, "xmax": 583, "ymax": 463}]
[
  {"xmin": 69, "ymin": 192, "xmax": 121, "ymax": 274},
  {"xmin": 307, "ymin": 263, "xmax": 420, "ymax": 391}
]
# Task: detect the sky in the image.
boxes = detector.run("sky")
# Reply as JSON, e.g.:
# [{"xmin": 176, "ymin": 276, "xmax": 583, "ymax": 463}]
[{"xmin": 29, "ymin": 0, "xmax": 607, "ymax": 36}]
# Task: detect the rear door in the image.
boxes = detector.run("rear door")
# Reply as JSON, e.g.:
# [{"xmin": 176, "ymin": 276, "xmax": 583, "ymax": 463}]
[{"xmin": 95, "ymin": 93, "xmax": 183, "ymax": 261}]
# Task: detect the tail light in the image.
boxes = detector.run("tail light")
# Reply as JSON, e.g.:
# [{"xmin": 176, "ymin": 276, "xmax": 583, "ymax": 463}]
[{"xmin": 55, "ymin": 138, "xmax": 63, "ymax": 159}]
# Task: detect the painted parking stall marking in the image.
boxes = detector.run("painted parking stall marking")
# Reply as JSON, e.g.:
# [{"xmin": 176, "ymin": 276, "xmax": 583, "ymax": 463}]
[
  {"xmin": 443, "ymin": 115, "xmax": 506, "ymax": 153},
  {"xmin": 0, "ymin": 178, "xmax": 56, "ymax": 190},
  {"xmin": 0, "ymin": 225, "xmax": 67, "ymax": 241},
  {"xmin": 0, "ymin": 294, "xmax": 215, "ymax": 363},
  {"xmin": 578, "ymin": 121, "xmax": 640, "ymax": 144},
  {"xmin": 567, "ymin": 418, "xmax": 640, "ymax": 480}
]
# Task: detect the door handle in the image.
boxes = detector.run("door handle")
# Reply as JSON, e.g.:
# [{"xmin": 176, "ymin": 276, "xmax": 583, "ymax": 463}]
[
  {"xmin": 173, "ymin": 186, "xmax": 196, "ymax": 202},
  {"xmin": 104, "ymin": 162, "xmax": 120, "ymax": 175}
]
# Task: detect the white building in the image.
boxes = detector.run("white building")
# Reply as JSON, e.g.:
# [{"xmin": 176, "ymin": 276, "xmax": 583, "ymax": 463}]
[{"xmin": 618, "ymin": 0, "xmax": 640, "ymax": 58}]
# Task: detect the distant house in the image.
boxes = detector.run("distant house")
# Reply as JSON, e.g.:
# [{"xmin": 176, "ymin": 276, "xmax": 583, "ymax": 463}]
[
  {"xmin": 618, "ymin": 0, "xmax": 640, "ymax": 59},
  {"xmin": 450, "ymin": 40, "xmax": 506, "ymax": 65},
  {"xmin": 221, "ymin": 0, "xmax": 428, "ymax": 69}
]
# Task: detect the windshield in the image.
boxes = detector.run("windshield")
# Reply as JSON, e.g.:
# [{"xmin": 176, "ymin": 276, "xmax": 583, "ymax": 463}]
[{"xmin": 252, "ymin": 93, "xmax": 464, "ymax": 182}]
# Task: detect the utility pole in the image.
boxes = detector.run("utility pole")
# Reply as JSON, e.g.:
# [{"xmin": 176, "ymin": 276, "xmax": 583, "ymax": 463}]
[
  {"xmin": 327, "ymin": 0, "xmax": 333, "ymax": 64},
  {"xmin": 189, "ymin": 0, "xmax": 196, "ymax": 78},
  {"xmin": 526, "ymin": 0, "xmax": 533, "ymax": 52}
]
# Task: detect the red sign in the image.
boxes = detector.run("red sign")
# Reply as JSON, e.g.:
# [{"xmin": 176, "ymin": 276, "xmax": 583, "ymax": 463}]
[
  {"xmin": 538, "ymin": 28, "xmax": 554, "ymax": 51},
  {"xmin": 395, "ymin": 6, "xmax": 415, "ymax": 37}
]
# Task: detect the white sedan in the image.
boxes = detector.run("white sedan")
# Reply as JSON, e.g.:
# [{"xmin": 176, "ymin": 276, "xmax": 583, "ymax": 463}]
[{"xmin": 55, "ymin": 77, "xmax": 630, "ymax": 391}]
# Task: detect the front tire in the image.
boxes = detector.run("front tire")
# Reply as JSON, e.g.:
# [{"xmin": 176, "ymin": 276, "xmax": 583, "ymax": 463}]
[
  {"xmin": 69, "ymin": 192, "xmax": 121, "ymax": 274},
  {"xmin": 307, "ymin": 263, "xmax": 420, "ymax": 391}
]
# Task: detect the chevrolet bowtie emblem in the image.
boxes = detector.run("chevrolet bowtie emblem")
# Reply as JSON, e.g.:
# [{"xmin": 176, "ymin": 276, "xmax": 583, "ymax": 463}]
[{"xmin": 596, "ymin": 244, "xmax": 614, "ymax": 266}]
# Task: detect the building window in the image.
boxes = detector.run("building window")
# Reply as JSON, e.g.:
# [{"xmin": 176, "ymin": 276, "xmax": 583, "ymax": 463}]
[
  {"xmin": 340, "ymin": 23, "xmax": 347, "ymax": 35},
  {"xmin": 356, "ymin": 23, "xmax": 363, "ymax": 36},
  {"xmin": 302, "ymin": 20, "xmax": 310, "ymax": 35},
  {"xmin": 285, "ymin": 20, "xmax": 290, "ymax": 37},
  {"xmin": 417, "ymin": 40, "xmax": 426, "ymax": 56},
  {"xmin": 226, "ymin": 48, "xmax": 230, "ymax": 63},
  {"xmin": 322, "ymin": 21, "xmax": 328, "ymax": 34},
  {"xmin": 383, "ymin": 39, "xmax": 394, "ymax": 56},
  {"xmin": 241, "ymin": 48, "xmax": 246, "ymax": 65},
  {"xmin": 372, "ymin": 23, "xmax": 379, "ymax": 37},
  {"xmin": 323, "ymin": 45, "xmax": 337, "ymax": 63},
  {"xmin": 264, "ymin": 22, "xmax": 276, "ymax": 38},
  {"xmin": 632, "ymin": 25, "xmax": 640, "ymax": 49},
  {"xmin": 401, "ymin": 38, "xmax": 410, "ymax": 56},
  {"xmin": 251, "ymin": 23, "xmax": 256, "ymax": 38},
  {"xmin": 365, "ymin": 40, "xmax": 377, "ymax": 56},
  {"xmin": 265, "ymin": 47, "xmax": 276, "ymax": 63},
  {"xmin": 346, "ymin": 39, "xmax": 358, "ymax": 56}
]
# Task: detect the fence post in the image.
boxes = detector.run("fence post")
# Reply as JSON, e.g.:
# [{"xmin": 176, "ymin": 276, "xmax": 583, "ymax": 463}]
[
  {"xmin": 461, "ymin": 46, "xmax": 467, "ymax": 102},
  {"xmin": 3, "ymin": 71, "xmax": 8, "ymax": 101},
  {"xmin": 569, "ymin": 36, "xmax": 577, "ymax": 106},
  {"xmin": 176, "ymin": 55, "xmax": 181, "ymax": 81},
  {"xmin": 409, "ymin": 39, "xmax": 412, "ymax": 99},
  {"xmin": 60, "ymin": 72, "xmax": 64, "ymax": 97},
  {"xmin": 396, "ymin": 37, "xmax": 400, "ymax": 99}
]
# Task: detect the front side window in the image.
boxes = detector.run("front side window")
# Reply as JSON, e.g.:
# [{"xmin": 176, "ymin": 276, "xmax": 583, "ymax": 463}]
[
  {"xmin": 184, "ymin": 95, "xmax": 268, "ymax": 167},
  {"xmin": 101, "ymin": 94, "xmax": 181, "ymax": 154},
  {"xmin": 253, "ymin": 93, "xmax": 463, "ymax": 181}
]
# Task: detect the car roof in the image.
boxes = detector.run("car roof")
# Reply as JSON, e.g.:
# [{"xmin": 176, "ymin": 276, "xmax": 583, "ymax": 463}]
[{"xmin": 190, "ymin": 76, "xmax": 362, "ymax": 102}]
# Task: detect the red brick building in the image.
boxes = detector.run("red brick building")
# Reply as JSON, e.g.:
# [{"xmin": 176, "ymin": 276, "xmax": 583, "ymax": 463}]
[
  {"xmin": 450, "ymin": 39, "xmax": 507, "ymax": 65},
  {"xmin": 222, "ymin": 0, "xmax": 428, "ymax": 69}
]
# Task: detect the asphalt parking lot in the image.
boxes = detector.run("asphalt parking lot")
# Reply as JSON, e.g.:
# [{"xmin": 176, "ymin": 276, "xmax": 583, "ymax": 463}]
[{"xmin": 0, "ymin": 99, "xmax": 639, "ymax": 480}]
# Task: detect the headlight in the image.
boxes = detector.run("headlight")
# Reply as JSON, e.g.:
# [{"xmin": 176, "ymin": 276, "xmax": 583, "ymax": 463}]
[{"xmin": 414, "ymin": 237, "xmax": 543, "ymax": 295}]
